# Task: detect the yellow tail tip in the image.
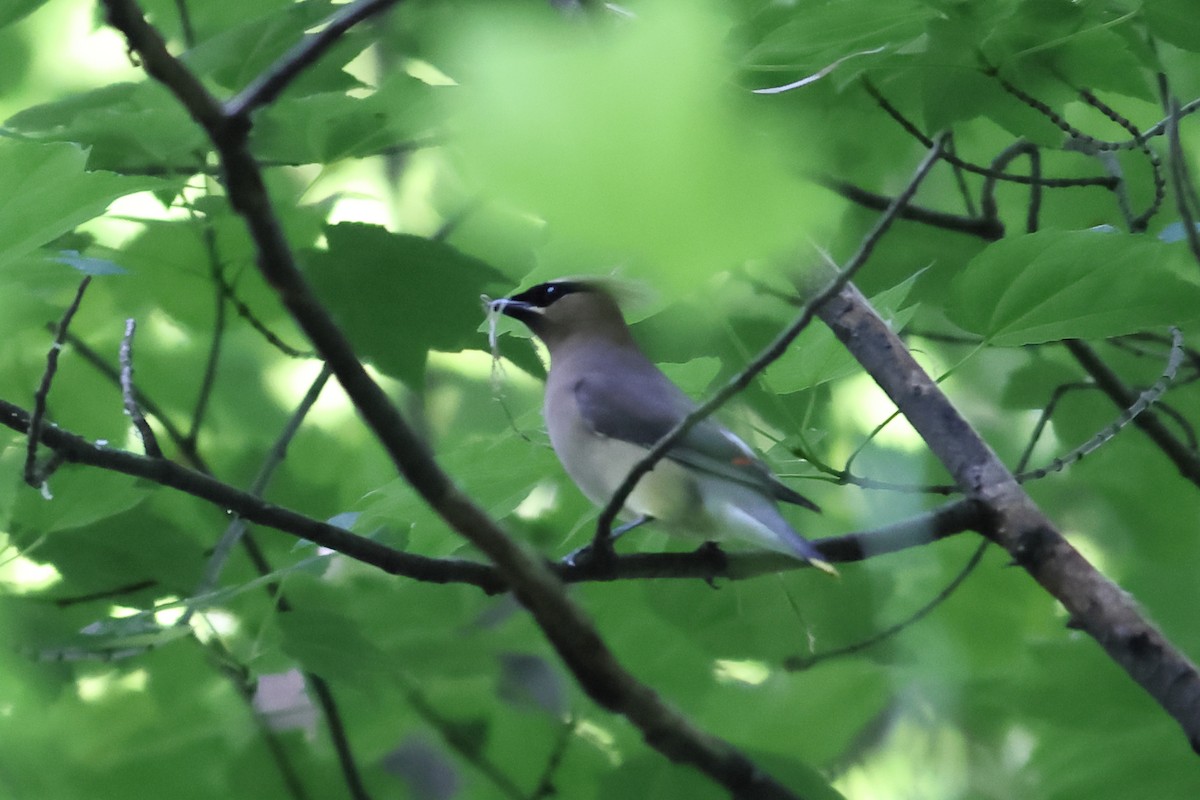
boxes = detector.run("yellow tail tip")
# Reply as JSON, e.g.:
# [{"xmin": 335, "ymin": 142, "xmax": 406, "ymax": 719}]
[{"xmin": 810, "ymin": 557, "xmax": 839, "ymax": 577}]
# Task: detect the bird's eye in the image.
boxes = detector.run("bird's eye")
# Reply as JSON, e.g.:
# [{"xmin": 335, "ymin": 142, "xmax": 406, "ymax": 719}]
[
  {"xmin": 509, "ymin": 280, "xmax": 585, "ymax": 309},
  {"xmin": 533, "ymin": 283, "xmax": 568, "ymax": 306}
]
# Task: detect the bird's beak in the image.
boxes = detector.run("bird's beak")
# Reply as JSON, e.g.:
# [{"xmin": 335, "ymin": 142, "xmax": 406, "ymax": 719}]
[{"xmin": 489, "ymin": 296, "xmax": 542, "ymax": 323}]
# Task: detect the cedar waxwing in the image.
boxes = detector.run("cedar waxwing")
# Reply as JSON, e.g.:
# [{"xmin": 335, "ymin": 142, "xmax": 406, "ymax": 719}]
[{"xmin": 491, "ymin": 279, "xmax": 831, "ymax": 571}]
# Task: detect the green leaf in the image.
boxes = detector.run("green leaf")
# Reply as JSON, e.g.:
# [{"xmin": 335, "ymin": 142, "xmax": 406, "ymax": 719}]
[
  {"xmin": 181, "ymin": 0, "xmax": 360, "ymax": 93},
  {"xmin": 0, "ymin": 141, "xmax": 166, "ymax": 270},
  {"xmin": 1144, "ymin": 0, "xmax": 1200, "ymax": 53},
  {"xmin": 998, "ymin": 354, "xmax": 1083, "ymax": 409},
  {"xmin": 946, "ymin": 230, "xmax": 1200, "ymax": 345},
  {"xmin": 252, "ymin": 73, "xmax": 437, "ymax": 164},
  {"xmin": 10, "ymin": 467, "xmax": 147, "ymax": 539},
  {"xmin": 277, "ymin": 602, "xmax": 389, "ymax": 685},
  {"xmin": 6, "ymin": 83, "xmax": 206, "ymax": 172},
  {"xmin": 304, "ymin": 223, "xmax": 507, "ymax": 386},
  {"xmin": 742, "ymin": 0, "xmax": 932, "ymax": 78},
  {"xmin": 0, "ymin": 0, "xmax": 49, "ymax": 29}
]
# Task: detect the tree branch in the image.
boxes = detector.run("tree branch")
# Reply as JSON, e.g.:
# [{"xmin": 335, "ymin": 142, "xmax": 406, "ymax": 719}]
[
  {"xmin": 816, "ymin": 281, "xmax": 1200, "ymax": 752},
  {"xmin": 816, "ymin": 175, "xmax": 1004, "ymax": 240},
  {"xmin": 863, "ymin": 79, "xmax": 1117, "ymax": 189},
  {"xmin": 0, "ymin": 392, "xmax": 978, "ymax": 587},
  {"xmin": 1, "ymin": 395, "xmax": 501, "ymax": 591},
  {"xmin": 119, "ymin": 318, "xmax": 163, "ymax": 458},
  {"xmin": 25, "ymin": 276, "xmax": 91, "ymax": 489}
]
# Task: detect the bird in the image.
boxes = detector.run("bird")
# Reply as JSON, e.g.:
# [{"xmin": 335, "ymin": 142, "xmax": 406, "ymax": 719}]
[{"xmin": 490, "ymin": 278, "xmax": 832, "ymax": 572}]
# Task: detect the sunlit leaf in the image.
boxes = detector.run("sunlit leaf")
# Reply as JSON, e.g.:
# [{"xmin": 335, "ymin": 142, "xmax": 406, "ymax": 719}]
[{"xmin": 0, "ymin": 141, "xmax": 166, "ymax": 269}]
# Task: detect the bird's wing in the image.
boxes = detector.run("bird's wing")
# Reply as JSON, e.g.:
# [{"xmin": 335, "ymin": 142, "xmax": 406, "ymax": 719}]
[{"xmin": 572, "ymin": 368, "xmax": 819, "ymax": 511}]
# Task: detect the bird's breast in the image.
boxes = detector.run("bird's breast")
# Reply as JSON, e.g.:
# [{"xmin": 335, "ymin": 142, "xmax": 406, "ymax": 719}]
[{"xmin": 544, "ymin": 376, "xmax": 702, "ymax": 527}]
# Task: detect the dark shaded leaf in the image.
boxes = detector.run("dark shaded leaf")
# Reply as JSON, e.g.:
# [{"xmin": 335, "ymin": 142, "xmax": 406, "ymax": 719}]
[{"xmin": 304, "ymin": 223, "xmax": 507, "ymax": 386}]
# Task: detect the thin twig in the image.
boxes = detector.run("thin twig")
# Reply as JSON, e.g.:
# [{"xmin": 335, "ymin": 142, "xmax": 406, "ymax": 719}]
[
  {"xmin": 980, "ymin": 140, "xmax": 1042, "ymax": 233},
  {"xmin": 1111, "ymin": 95, "xmax": 1200, "ymax": 150},
  {"xmin": 309, "ymin": 675, "xmax": 373, "ymax": 800},
  {"xmin": 395, "ymin": 673, "xmax": 527, "ymax": 800},
  {"xmin": 173, "ymin": 0, "xmax": 195, "ymax": 49},
  {"xmin": 217, "ymin": 271, "xmax": 316, "ymax": 358},
  {"xmin": 530, "ymin": 717, "xmax": 576, "ymax": 800},
  {"xmin": 1013, "ymin": 382, "xmax": 1095, "ymax": 475},
  {"xmin": 1154, "ymin": 401, "xmax": 1200, "ymax": 451},
  {"xmin": 863, "ymin": 79, "xmax": 1116, "ymax": 189},
  {"xmin": 186, "ymin": 220, "xmax": 228, "ymax": 447},
  {"xmin": 120, "ymin": 318, "xmax": 164, "ymax": 458},
  {"xmin": 945, "ymin": 136, "xmax": 979, "ymax": 218},
  {"xmin": 785, "ymin": 539, "xmax": 989, "ymax": 670},
  {"xmin": 213, "ymin": 648, "xmax": 315, "ymax": 800},
  {"xmin": 1080, "ymin": 90, "xmax": 1164, "ymax": 232},
  {"xmin": 57, "ymin": 326, "xmax": 202, "ymax": 468},
  {"xmin": 51, "ymin": 579, "xmax": 158, "ymax": 607},
  {"xmin": 817, "ymin": 175, "xmax": 1003, "ymax": 240},
  {"xmin": 1166, "ymin": 93, "xmax": 1200, "ymax": 268},
  {"xmin": 988, "ymin": 70, "xmax": 1166, "ymax": 230},
  {"xmin": 592, "ymin": 135, "xmax": 948, "ymax": 553},
  {"xmin": 1020, "ymin": 330, "xmax": 1184, "ymax": 481},
  {"xmin": 25, "ymin": 276, "xmax": 92, "ymax": 489},
  {"xmin": 1065, "ymin": 338, "xmax": 1200, "ymax": 488},
  {"xmin": 3, "ymin": 393, "xmax": 505, "ymax": 590},
  {"xmin": 0, "ymin": 391, "xmax": 984, "ymax": 588},
  {"xmin": 180, "ymin": 364, "xmax": 332, "ymax": 626}
]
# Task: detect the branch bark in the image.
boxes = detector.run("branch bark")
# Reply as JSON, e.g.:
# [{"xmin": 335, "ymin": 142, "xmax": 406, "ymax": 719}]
[{"xmin": 816, "ymin": 281, "xmax": 1200, "ymax": 752}]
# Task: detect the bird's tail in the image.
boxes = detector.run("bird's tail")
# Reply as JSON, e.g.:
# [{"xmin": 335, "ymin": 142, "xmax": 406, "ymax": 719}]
[
  {"xmin": 725, "ymin": 493, "xmax": 838, "ymax": 576},
  {"xmin": 777, "ymin": 526, "xmax": 838, "ymax": 576}
]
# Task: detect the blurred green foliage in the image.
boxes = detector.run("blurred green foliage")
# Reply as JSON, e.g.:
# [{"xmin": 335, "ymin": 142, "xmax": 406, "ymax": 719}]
[{"xmin": 1, "ymin": 0, "xmax": 1200, "ymax": 798}]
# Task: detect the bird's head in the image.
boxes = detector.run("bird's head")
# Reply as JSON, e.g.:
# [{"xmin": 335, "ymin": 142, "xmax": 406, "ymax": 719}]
[{"xmin": 490, "ymin": 279, "xmax": 634, "ymax": 348}]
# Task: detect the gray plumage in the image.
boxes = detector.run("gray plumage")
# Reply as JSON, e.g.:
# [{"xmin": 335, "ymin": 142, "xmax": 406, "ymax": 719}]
[{"xmin": 493, "ymin": 279, "xmax": 830, "ymax": 570}]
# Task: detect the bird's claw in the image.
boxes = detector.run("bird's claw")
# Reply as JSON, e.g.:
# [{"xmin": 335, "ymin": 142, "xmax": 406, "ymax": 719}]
[{"xmin": 562, "ymin": 538, "xmax": 617, "ymax": 569}]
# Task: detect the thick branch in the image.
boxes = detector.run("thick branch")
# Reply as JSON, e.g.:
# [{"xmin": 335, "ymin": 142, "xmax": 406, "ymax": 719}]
[{"xmin": 817, "ymin": 282, "xmax": 1200, "ymax": 752}]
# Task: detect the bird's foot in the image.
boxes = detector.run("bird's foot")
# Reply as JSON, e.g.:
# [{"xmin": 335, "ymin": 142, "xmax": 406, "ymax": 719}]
[
  {"xmin": 694, "ymin": 541, "xmax": 728, "ymax": 588},
  {"xmin": 562, "ymin": 537, "xmax": 617, "ymax": 569}
]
